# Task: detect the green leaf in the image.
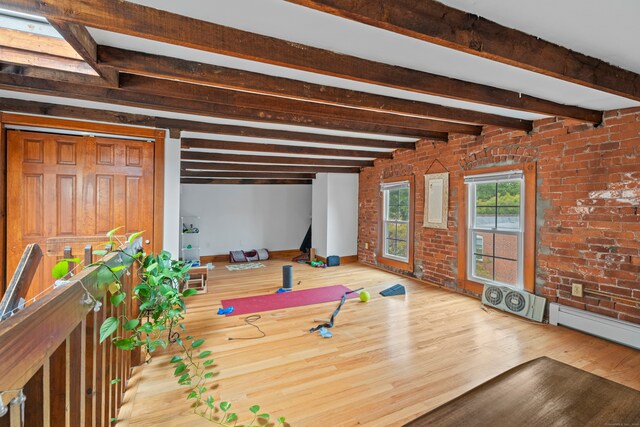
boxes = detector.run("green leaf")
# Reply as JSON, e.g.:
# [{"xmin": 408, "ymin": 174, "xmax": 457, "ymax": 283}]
[
  {"xmin": 110, "ymin": 417, "xmax": 118, "ymax": 422},
  {"xmin": 249, "ymin": 405, "xmax": 260, "ymax": 414},
  {"xmin": 106, "ymin": 226, "xmax": 123, "ymax": 238},
  {"xmin": 258, "ymin": 413, "xmax": 270, "ymax": 420},
  {"xmin": 170, "ymin": 355, "xmax": 182, "ymax": 364},
  {"xmin": 140, "ymin": 321, "xmax": 154, "ymax": 333},
  {"xmin": 123, "ymin": 319, "xmax": 139, "ymax": 331},
  {"xmin": 182, "ymin": 288, "xmax": 198, "ymax": 297},
  {"xmin": 204, "ymin": 372, "xmax": 213, "ymax": 379},
  {"xmin": 113, "ymin": 338, "xmax": 135, "ymax": 350},
  {"xmin": 128, "ymin": 230, "xmax": 145, "ymax": 244},
  {"xmin": 187, "ymin": 391, "xmax": 197, "ymax": 400},
  {"xmin": 191, "ymin": 339, "xmax": 205, "ymax": 348},
  {"xmin": 52, "ymin": 261, "xmax": 69, "ymax": 279},
  {"xmin": 174, "ymin": 363, "xmax": 187, "ymax": 376},
  {"xmin": 219, "ymin": 401, "xmax": 230, "ymax": 411},
  {"xmin": 278, "ymin": 416, "xmax": 286, "ymax": 423},
  {"xmin": 205, "ymin": 395, "xmax": 214, "ymax": 409},
  {"xmin": 111, "ymin": 265, "xmax": 126, "ymax": 273},
  {"xmin": 225, "ymin": 413, "xmax": 238, "ymax": 423},
  {"xmin": 203, "ymin": 360, "xmax": 214, "ymax": 367},
  {"xmin": 111, "ymin": 378, "xmax": 121, "ymax": 384},
  {"xmin": 100, "ymin": 317, "xmax": 119, "ymax": 343},
  {"xmin": 178, "ymin": 373, "xmax": 190, "ymax": 383},
  {"xmin": 198, "ymin": 350, "xmax": 212, "ymax": 359},
  {"xmin": 110, "ymin": 293, "xmax": 126, "ymax": 307},
  {"xmin": 93, "ymin": 249, "xmax": 108, "ymax": 256}
]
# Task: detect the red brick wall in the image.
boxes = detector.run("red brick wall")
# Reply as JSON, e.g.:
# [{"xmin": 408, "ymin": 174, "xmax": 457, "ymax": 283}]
[{"xmin": 358, "ymin": 108, "xmax": 640, "ymax": 324}]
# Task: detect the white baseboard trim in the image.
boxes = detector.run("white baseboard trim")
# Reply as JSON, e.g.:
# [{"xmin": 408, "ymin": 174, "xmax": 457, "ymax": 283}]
[{"xmin": 548, "ymin": 303, "xmax": 640, "ymax": 350}]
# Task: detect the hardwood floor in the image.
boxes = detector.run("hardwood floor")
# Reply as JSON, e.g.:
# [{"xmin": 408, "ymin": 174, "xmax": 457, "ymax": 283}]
[{"xmin": 117, "ymin": 260, "xmax": 640, "ymax": 426}]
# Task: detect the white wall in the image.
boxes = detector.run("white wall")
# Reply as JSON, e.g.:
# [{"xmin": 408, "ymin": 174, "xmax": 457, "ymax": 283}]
[
  {"xmin": 327, "ymin": 174, "xmax": 359, "ymax": 256},
  {"xmin": 312, "ymin": 174, "xmax": 328, "ymax": 257},
  {"xmin": 162, "ymin": 135, "xmax": 181, "ymax": 258},
  {"xmin": 180, "ymin": 184, "xmax": 312, "ymax": 255},
  {"xmin": 312, "ymin": 173, "xmax": 359, "ymax": 258}
]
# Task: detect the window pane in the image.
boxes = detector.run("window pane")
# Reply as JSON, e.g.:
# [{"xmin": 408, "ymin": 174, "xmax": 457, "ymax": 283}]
[
  {"xmin": 389, "ymin": 189, "xmax": 400, "ymax": 206},
  {"xmin": 385, "ymin": 222, "xmax": 397, "ymax": 239},
  {"xmin": 396, "ymin": 240, "xmax": 408, "ymax": 258},
  {"xmin": 386, "ymin": 239, "xmax": 397, "ymax": 256},
  {"xmin": 495, "ymin": 258, "xmax": 518, "ymax": 285},
  {"xmin": 399, "ymin": 188, "xmax": 409, "ymax": 206},
  {"xmin": 474, "ymin": 255, "xmax": 493, "ymax": 281},
  {"xmin": 497, "ymin": 207, "xmax": 520, "ymax": 229},
  {"xmin": 495, "ymin": 233, "xmax": 518, "ymax": 260},
  {"xmin": 475, "ymin": 183, "xmax": 496, "ymax": 206},
  {"xmin": 475, "ymin": 206, "xmax": 496, "ymax": 228},
  {"xmin": 399, "ymin": 205, "xmax": 409, "ymax": 221},
  {"xmin": 388, "ymin": 205, "xmax": 400, "ymax": 220},
  {"xmin": 396, "ymin": 223, "xmax": 408, "ymax": 241},
  {"xmin": 473, "ymin": 231, "xmax": 494, "ymax": 256},
  {"xmin": 497, "ymin": 181, "xmax": 521, "ymax": 207}
]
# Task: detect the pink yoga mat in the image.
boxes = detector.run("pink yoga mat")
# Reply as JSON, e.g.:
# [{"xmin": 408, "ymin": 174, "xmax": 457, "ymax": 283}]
[{"xmin": 221, "ymin": 285, "xmax": 357, "ymax": 316}]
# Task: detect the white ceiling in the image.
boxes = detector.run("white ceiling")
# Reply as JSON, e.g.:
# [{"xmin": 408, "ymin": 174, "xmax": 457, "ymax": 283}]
[
  {"xmin": 2, "ymin": 0, "xmax": 639, "ymax": 145},
  {"xmin": 439, "ymin": 0, "xmax": 640, "ymax": 76},
  {"xmin": 87, "ymin": 0, "xmax": 639, "ymax": 116}
]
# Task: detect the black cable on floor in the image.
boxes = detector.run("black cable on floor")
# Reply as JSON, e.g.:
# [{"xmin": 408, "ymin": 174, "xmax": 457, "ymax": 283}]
[{"xmin": 226, "ymin": 314, "xmax": 267, "ymax": 340}]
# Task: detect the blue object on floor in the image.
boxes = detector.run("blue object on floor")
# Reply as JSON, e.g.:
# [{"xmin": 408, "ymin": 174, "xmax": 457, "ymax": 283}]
[
  {"xmin": 318, "ymin": 327, "xmax": 333, "ymax": 338},
  {"xmin": 276, "ymin": 287, "xmax": 292, "ymax": 294},
  {"xmin": 217, "ymin": 306, "xmax": 234, "ymax": 315}
]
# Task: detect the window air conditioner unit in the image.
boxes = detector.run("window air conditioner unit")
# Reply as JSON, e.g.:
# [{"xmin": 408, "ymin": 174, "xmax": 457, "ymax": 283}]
[{"xmin": 482, "ymin": 284, "xmax": 546, "ymax": 322}]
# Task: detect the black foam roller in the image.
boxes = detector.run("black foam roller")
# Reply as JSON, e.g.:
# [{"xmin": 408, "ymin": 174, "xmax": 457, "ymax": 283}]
[{"xmin": 283, "ymin": 265, "xmax": 293, "ymax": 289}]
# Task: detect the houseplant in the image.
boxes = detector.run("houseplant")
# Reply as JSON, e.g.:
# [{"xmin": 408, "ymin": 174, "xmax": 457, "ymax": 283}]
[{"xmin": 53, "ymin": 229, "xmax": 286, "ymax": 426}]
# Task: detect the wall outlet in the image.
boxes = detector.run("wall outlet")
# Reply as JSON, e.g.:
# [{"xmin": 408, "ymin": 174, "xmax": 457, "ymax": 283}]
[
  {"xmin": 572, "ymin": 283, "xmax": 584, "ymax": 297},
  {"xmin": 365, "ymin": 242, "xmax": 369, "ymax": 250}
]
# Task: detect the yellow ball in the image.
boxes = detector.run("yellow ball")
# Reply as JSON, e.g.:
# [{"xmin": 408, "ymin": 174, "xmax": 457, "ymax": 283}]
[{"xmin": 359, "ymin": 291, "xmax": 371, "ymax": 302}]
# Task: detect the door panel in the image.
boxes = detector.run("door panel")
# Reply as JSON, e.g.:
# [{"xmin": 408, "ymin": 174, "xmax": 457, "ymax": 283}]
[{"xmin": 7, "ymin": 130, "xmax": 155, "ymax": 299}]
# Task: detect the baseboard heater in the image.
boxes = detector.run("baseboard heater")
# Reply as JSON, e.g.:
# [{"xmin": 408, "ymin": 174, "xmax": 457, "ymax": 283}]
[{"xmin": 548, "ymin": 303, "xmax": 640, "ymax": 350}]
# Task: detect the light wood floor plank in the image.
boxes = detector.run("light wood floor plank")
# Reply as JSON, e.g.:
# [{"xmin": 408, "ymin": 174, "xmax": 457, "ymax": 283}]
[{"xmin": 117, "ymin": 260, "xmax": 640, "ymax": 426}]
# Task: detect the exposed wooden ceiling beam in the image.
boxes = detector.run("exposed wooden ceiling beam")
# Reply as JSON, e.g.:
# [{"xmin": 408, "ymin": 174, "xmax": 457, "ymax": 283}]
[
  {"xmin": 0, "ymin": 97, "xmax": 415, "ymax": 149},
  {"xmin": 181, "ymin": 151, "xmax": 374, "ymax": 167},
  {"xmin": 0, "ymin": 72, "xmax": 446, "ymax": 139},
  {"xmin": 0, "ymin": 46, "xmax": 96, "ymax": 74},
  {"xmin": 0, "ymin": 0, "xmax": 602, "ymax": 122},
  {"xmin": 0, "ymin": 62, "xmax": 115, "ymax": 87},
  {"xmin": 181, "ymin": 178, "xmax": 313, "ymax": 185},
  {"xmin": 181, "ymin": 171, "xmax": 316, "ymax": 179},
  {"xmin": 159, "ymin": 119, "xmax": 415, "ymax": 149},
  {"xmin": 47, "ymin": 19, "xmax": 118, "ymax": 85},
  {"xmin": 181, "ymin": 161, "xmax": 360, "ymax": 173},
  {"xmin": 285, "ymin": 0, "xmax": 640, "ymax": 102},
  {"xmin": 99, "ymin": 46, "xmax": 532, "ymax": 131},
  {"xmin": 119, "ymin": 74, "xmax": 481, "ymax": 135},
  {"xmin": 181, "ymin": 138, "xmax": 392, "ymax": 159},
  {"xmin": 0, "ymin": 27, "xmax": 82, "ymax": 60}
]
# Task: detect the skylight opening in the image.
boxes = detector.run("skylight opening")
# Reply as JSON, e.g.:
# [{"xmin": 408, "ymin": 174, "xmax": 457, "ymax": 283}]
[{"xmin": 0, "ymin": 8, "xmax": 96, "ymax": 75}]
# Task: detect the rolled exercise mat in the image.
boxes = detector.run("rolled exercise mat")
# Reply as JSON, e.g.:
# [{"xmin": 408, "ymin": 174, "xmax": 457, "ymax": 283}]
[{"xmin": 283, "ymin": 265, "xmax": 293, "ymax": 289}]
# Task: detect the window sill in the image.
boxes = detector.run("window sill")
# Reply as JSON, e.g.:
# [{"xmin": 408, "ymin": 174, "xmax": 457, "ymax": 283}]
[{"xmin": 378, "ymin": 255, "xmax": 413, "ymax": 272}]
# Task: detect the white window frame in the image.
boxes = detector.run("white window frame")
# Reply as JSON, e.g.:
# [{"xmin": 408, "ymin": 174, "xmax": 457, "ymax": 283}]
[
  {"xmin": 465, "ymin": 171, "xmax": 525, "ymax": 289},
  {"xmin": 382, "ymin": 181, "xmax": 410, "ymax": 263}
]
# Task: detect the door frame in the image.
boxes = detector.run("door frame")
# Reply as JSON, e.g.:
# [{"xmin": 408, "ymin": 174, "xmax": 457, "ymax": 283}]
[{"xmin": 0, "ymin": 112, "xmax": 165, "ymax": 297}]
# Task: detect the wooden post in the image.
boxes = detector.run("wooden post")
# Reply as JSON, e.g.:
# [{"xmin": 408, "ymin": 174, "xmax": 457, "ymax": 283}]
[
  {"xmin": 84, "ymin": 245, "xmax": 93, "ymax": 266},
  {"xmin": 64, "ymin": 246, "xmax": 75, "ymax": 279}
]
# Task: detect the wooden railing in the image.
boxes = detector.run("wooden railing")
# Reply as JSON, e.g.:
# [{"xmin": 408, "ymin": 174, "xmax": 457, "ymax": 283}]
[{"xmin": 0, "ymin": 242, "xmax": 142, "ymax": 427}]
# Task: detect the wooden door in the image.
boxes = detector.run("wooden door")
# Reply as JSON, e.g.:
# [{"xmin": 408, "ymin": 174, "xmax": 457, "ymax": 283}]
[{"xmin": 7, "ymin": 130, "xmax": 155, "ymax": 298}]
